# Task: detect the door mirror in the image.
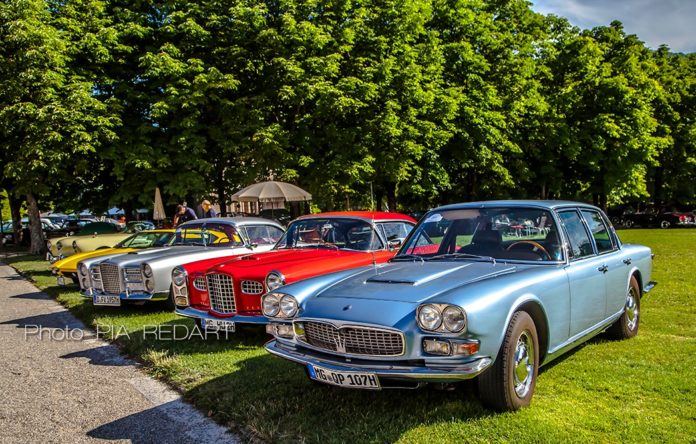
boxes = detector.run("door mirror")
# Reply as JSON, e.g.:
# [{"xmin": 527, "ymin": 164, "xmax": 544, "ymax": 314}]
[{"xmin": 388, "ymin": 239, "xmax": 403, "ymax": 251}]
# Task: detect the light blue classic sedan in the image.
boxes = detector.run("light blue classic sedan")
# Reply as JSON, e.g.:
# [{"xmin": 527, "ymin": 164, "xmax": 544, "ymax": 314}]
[{"xmin": 262, "ymin": 201, "xmax": 656, "ymax": 410}]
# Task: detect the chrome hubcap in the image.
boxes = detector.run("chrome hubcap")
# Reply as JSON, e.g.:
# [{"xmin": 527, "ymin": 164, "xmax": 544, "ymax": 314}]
[
  {"xmin": 626, "ymin": 288, "xmax": 639, "ymax": 330},
  {"xmin": 513, "ymin": 331, "xmax": 534, "ymax": 398}
]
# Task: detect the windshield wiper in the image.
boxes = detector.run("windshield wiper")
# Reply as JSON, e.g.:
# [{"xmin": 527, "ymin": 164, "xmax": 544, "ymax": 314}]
[
  {"xmin": 390, "ymin": 254, "xmax": 425, "ymax": 263},
  {"xmin": 428, "ymin": 253, "xmax": 497, "ymax": 264}
]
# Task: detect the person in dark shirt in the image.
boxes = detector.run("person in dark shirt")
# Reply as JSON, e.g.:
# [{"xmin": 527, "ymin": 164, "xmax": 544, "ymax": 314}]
[
  {"xmin": 201, "ymin": 200, "xmax": 218, "ymax": 218},
  {"xmin": 173, "ymin": 204, "xmax": 197, "ymax": 226}
]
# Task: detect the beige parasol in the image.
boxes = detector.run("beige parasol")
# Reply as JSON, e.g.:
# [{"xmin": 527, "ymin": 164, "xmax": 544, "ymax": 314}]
[
  {"xmin": 153, "ymin": 187, "xmax": 166, "ymax": 220},
  {"xmin": 231, "ymin": 181, "xmax": 312, "ymax": 203}
]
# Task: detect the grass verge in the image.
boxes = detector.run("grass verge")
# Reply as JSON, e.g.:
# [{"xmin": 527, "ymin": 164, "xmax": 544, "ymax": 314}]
[{"xmin": 2, "ymin": 229, "xmax": 695, "ymax": 443}]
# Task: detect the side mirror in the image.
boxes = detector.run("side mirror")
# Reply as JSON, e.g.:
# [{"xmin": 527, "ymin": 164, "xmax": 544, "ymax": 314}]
[
  {"xmin": 388, "ymin": 239, "xmax": 402, "ymax": 251},
  {"xmin": 248, "ymin": 243, "xmax": 258, "ymax": 250}
]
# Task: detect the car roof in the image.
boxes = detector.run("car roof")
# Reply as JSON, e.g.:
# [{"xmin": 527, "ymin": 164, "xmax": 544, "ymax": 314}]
[
  {"xmin": 178, "ymin": 217, "xmax": 284, "ymax": 228},
  {"xmin": 434, "ymin": 200, "xmax": 601, "ymax": 211},
  {"xmin": 296, "ymin": 211, "xmax": 416, "ymax": 223}
]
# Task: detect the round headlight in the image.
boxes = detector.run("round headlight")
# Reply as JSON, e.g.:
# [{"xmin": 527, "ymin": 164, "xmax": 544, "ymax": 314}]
[
  {"xmin": 145, "ymin": 279, "xmax": 155, "ymax": 292},
  {"xmin": 418, "ymin": 304, "xmax": 442, "ymax": 331},
  {"xmin": 46, "ymin": 240, "xmax": 52, "ymax": 249},
  {"xmin": 56, "ymin": 241, "xmax": 63, "ymax": 250},
  {"xmin": 265, "ymin": 272, "xmax": 285, "ymax": 291},
  {"xmin": 81, "ymin": 277, "xmax": 88, "ymax": 288},
  {"xmin": 72, "ymin": 240, "xmax": 78, "ymax": 250},
  {"xmin": 172, "ymin": 267, "xmax": 186, "ymax": 286},
  {"xmin": 143, "ymin": 264, "xmax": 153, "ymax": 278},
  {"xmin": 442, "ymin": 305, "xmax": 467, "ymax": 332},
  {"xmin": 262, "ymin": 293, "xmax": 281, "ymax": 317},
  {"xmin": 280, "ymin": 295, "xmax": 298, "ymax": 317},
  {"xmin": 78, "ymin": 263, "xmax": 88, "ymax": 276}
]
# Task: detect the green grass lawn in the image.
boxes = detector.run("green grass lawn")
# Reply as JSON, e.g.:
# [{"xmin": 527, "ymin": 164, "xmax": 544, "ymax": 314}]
[{"xmin": 3, "ymin": 229, "xmax": 695, "ymax": 443}]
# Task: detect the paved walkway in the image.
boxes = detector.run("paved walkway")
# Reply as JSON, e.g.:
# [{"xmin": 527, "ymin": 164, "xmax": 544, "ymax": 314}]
[{"xmin": 0, "ymin": 262, "xmax": 238, "ymax": 444}]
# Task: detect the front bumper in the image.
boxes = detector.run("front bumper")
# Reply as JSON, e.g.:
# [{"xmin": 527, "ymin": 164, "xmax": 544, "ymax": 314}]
[
  {"xmin": 81, "ymin": 288, "xmax": 168, "ymax": 301},
  {"xmin": 175, "ymin": 306, "xmax": 267, "ymax": 325},
  {"xmin": 265, "ymin": 340, "xmax": 492, "ymax": 384}
]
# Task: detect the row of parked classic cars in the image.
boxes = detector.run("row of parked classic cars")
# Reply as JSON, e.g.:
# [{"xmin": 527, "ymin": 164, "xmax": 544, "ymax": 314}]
[{"xmin": 48, "ymin": 200, "xmax": 656, "ymax": 411}]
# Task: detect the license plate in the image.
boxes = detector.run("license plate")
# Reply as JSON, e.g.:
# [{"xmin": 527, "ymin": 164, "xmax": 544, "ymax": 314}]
[
  {"xmin": 203, "ymin": 319, "xmax": 236, "ymax": 332},
  {"xmin": 57, "ymin": 276, "xmax": 66, "ymax": 286},
  {"xmin": 308, "ymin": 364, "xmax": 381, "ymax": 389},
  {"xmin": 93, "ymin": 295, "xmax": 121, "ymax": 306}
]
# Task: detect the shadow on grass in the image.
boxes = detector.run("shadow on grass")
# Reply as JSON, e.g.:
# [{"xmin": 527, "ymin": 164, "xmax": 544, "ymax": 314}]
[
  {"xmin": 184, "ymin": 352, "xmax": 491, "ymax": 443},
  {"xmin": 9, "ymin": 291, "xmax": 50, "ymax": 300}
]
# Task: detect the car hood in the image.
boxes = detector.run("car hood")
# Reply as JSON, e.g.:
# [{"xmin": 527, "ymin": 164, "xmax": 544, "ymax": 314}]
[
  {"xmin": 53, "ymin": 247, "xmax": 135, "ymax": 270},
  {"xmin": 313, "ymin": 261, "xmax": 518, "ymax": 304},
  {"xmin": 211, "ymin": 248, "xmax": 362, "ymax": 273}
]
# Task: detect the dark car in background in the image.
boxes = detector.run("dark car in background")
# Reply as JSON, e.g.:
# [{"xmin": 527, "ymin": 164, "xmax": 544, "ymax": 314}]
[{"xmin": 621, "ymin": 208, "xmax": 695, "ymax": 229}]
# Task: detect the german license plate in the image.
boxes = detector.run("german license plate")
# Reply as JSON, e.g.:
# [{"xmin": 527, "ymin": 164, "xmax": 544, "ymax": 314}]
[
  {"xmin": 204, "ymin": 319, "xmax": 235, "ymax": 332},
  {"xmin": 57, "ymin": 276, "xmax": 66, "ymax": 286},
  {"xmin": 308, "ymin": 364, "xmax": 380, "ymax": 389},
  {"xmin": 93, "ymin": 295, "xmax": 121, "ymax": 306}
]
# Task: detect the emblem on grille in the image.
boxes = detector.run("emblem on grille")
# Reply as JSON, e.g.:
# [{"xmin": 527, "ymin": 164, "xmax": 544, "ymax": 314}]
[{"xmin": 333, "ymin": 333, "xmax": 347, "ymax": 354}]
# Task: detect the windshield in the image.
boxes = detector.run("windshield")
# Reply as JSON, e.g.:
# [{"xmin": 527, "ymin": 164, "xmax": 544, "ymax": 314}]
[
  {"xmin": 173, "ymin": 223, "xmax": 245, "ymax": 248},
  {"xmin": 116, "ymin": 232, "xmax": 174, "ymax": 248},
  {"xmin": 399, "ymin": 207, "xmax": 562, "ymax": 262},
  {"xmin": 275, "ymin": 218, "xmax": 383, "ymax": 251}
]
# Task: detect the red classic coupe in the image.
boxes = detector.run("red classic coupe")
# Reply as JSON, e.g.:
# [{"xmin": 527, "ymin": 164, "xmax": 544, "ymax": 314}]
[{"xmin": 172, "ymin": 211, "xmax": 416, "ymax": 332}]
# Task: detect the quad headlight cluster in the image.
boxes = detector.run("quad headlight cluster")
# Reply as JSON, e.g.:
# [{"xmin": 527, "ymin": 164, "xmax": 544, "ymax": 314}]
[
  {"xmin": 142, "ymin": 264, "xmax": 155, "ymax": 293},
  {"xmin": 78, "ymin": 263, "xmax": 90, "ymax": 289},
  {"xmin": 171, "ymin": 266, "xmax": 189, "ymax": 307},
  {"xmin": 261, "ymin": 293, "xmax": 298, "ymax": 318},
  {"xmin": 417, "ymin": 304, "xmax": 467, "ymax": 333}
]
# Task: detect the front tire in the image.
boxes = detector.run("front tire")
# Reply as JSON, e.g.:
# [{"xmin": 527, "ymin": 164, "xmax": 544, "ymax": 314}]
[
  {"xmin": 660, "ymin": 220, "xmax": 671, "ymax": 229},
  {"xmin": 161, "ymin": 285, "xmax": 176, "ymax": 311},
  {"xmin": 624, "ymin": 219, "xmax": 634, "ymax": 228},
  {"xmin": 607, "ymin": 276, "xmax": 640, "ymax": 339},
  {"xmin": 478, "ymin": 311, "xmax": 539, "ymax": 411}
]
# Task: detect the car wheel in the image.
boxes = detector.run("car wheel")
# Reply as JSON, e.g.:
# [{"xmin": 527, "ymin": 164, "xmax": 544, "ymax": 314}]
[
  {"xmin": 478, "ymin": 311, "xmax": 539, "ymax": 411},
  {"xmin": 623, "ymin": 219, "xmax": 634, "ymax": 228},
  {"xmin": 660, "ymin": 220, "xmax": 671, "ymax": 229},
  {"xmin": 160, "ymin": 285, "xmax": 176, "ymax": 311},
  {"xmin": 607, "ymin": 276, "xmax": 641, "ymax": 340}
]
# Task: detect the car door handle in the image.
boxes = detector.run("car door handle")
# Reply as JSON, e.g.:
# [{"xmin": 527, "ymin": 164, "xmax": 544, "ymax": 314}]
[
  {"xmin": 623, "ymin": 258, "xmax": 632, "ymax": 265},
  {"xmin": 598, "ymin": 265, "xmax": 608, "ymax": 273}
]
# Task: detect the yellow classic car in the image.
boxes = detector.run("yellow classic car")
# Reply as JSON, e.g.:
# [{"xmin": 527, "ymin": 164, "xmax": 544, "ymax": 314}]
[
  {"xmin": 52, "ymin": 230, "xmax": 175, "ymax": 285},
  {"xmin": 46, "ymin": 221, "xmax": 154, "ymax": 261}
]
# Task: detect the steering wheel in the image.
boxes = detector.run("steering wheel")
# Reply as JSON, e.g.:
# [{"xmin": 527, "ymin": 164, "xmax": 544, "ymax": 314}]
[{"xmin": 506, "ymin": 240, "xmax": 552, "ymax": 261}]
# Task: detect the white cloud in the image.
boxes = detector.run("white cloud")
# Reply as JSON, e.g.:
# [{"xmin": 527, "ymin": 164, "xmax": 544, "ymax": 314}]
[{"xmin": 531, "ymin": 0, "xmax": 696, "ymax": 52}]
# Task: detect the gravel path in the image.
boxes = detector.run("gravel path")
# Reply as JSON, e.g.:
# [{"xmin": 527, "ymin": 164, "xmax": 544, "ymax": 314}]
[{"xmin": 0, "ymin": 262, "xmax": 239, "ymax": 444}]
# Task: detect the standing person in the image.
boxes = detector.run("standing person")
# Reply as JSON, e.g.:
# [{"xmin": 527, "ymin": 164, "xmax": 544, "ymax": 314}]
[
  {"xmin": 172, "ymin": 204, "xmax": 197, "ymax": 226},
  {"xmin": 200, "ymin": 200, "xmax": 218, "ymax": 218}
]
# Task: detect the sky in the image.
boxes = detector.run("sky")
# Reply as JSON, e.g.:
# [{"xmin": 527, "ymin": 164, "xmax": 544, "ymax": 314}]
[{"xmin": 530, "ymin": 0, "xmax": 696, "ymax": 53}]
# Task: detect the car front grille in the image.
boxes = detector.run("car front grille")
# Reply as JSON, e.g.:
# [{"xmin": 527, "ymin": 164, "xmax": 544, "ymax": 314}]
[
  {"xmin": 301, "ymin": 321, "xmax": 404, "ymax": 357},
  {"xmin": 99, "ymin": 263, "xmax": 122, "ymax": 294},
  {"xmin": 241, "ymin": 280, "xmax": 263, "ymax": 294},
  {"xmin": 193, "ymin": 276, "xmax": 206, "ymax": 291},
  {"xmin": 207, "ymin": 273, "xmax": 236, "ymax": 314}
]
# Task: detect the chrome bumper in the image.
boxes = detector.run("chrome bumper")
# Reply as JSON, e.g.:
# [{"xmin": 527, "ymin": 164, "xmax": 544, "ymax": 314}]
[
  {"xmin": 80, "ymin": 289, "xmax": 167, "ymax": 301},
  {"xmin": 175, "ymin": 306, "xmax": 268, "ymax": 325},
  {"xmin": 265, "ymin": 340, "xmax": 492, "ymax": 382}
]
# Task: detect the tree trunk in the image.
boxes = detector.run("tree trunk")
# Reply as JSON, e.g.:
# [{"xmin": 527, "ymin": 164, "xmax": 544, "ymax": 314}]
[
  {"xmin": 386, "ymin": 183, "xmax": 397, "ymax": 212},
  {"xmin": 124, "ymin": 201, "xmax": 135, "ymax": 222},
  {"xmin": 25, "ymin": 192, "xmax": 46, "ymax": 255},
  {"xmin": 8, "ymin": 191, "xmax": 23, "ymax": 244}
]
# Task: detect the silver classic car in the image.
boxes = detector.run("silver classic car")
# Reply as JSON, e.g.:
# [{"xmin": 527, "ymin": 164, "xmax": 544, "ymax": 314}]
[
  {"xmin": 263, "ymin": 201, "xmax": 656, "ymax": 410},
  {"xmin": 78, "ymin": 218, "xmax": 284, "ymax": 308}
]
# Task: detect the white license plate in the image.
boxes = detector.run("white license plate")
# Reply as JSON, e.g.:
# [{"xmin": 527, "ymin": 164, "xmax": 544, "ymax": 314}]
[
  {"xmin": 93, "ymin": 295, "xmax": 121, "ymax": 306},
  {"xmin": 57, "ymin": 276, "xmax": 65, "ymax": 286},
  {"xmin": 204, "ymin": 319, "xmax": 235, "ymax": 332},
  {"xmin": 308, "ymin": 364, "xmax": 381, "ymax": 389}
]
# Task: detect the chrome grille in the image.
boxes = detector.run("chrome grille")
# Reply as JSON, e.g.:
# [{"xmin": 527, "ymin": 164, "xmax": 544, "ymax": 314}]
[
  {"xmin": 241, "ymin": 280, "xmax": 263, "ymax": 294},
  {"xmin": 99, "ymin": 263, "xmax": 122, "ymax": 294},
  {"xmin": 193, "ymin": 276, "xmax": 206, "ymax": 291},
  {"xmin": 207, "ymin": 273, "xmax": 236, "ymax": 314},
  {"xmin": 302, "ymin": 321, "xmax": 404, "ymax": 357},
  {"xmin": 124, "ymin": 268, "xmax": 142, "ymax": 282}
]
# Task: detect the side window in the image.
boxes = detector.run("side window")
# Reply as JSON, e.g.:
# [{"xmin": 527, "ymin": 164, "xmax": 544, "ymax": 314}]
[
  {"xmin": 581, "ymin": 210, "xmax": 615, "ymax": 254},
  {"xmin": 245, "ymin": 225, "xmax": 284, "ymax": 246},
  {"xmin": 378, "ymin": 222, "xmax": 414, "ymax": 242},
  {"xmin": 558, "ymin": 210, "xmax": 594, "ymax": 259}
]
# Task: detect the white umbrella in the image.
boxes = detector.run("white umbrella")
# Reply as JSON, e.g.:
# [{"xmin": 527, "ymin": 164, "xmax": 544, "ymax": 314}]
[
  {"xmin": 231, "ymin": 181, "xmax": 311, "ymax": 203},
  {"xmin": 153, "ymin": 187, "xmax": 166, "ymax": 220}
]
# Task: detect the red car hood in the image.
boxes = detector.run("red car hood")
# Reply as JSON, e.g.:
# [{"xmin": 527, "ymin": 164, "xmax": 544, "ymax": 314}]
[{"xmin": 208, "ymin": 247, "xmax": 388, "ymax": 282}]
